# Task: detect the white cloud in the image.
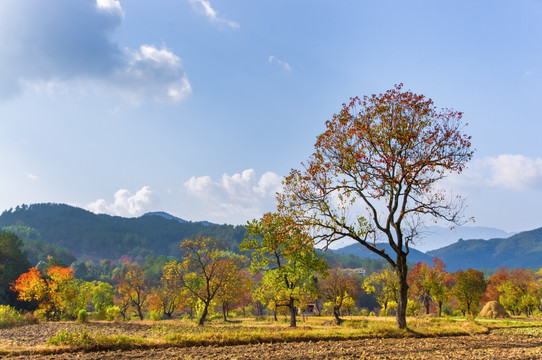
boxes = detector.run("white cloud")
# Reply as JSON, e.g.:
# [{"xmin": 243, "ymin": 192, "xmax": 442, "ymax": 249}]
[
  {"xmin": 444, "ymin": 154, "xmax": 542, "ymax": 191},
  {"xmin": 268, "ymin": 55, "xmax": 292, "ymax": 72},
  {"xmin": 27, "ymin": 173, "xmax": 39, "ymax": 181},
  {"xmin": 113, "ymin": 45, "xmax": 191, "ymax": 103},
  {"xmin": 486, "ymin": 154, "xmax": 542, "ymax": 190},
  {"xmin": 188, "ymin": 0, "xmax": 240, "ymax": 29},
  {"xmin": 0, "ymin": 1, "xmax": 190, "ymax": 103},
  {"xmin": 96, "ymin": 0, "xmax": 124, "ymax": 17},
  {"xmin": 87, "ymin": 186, "xmax": 158, "ymax": 217},
  {"xmin": 184, "ymin": 169, "xmax": 282, "ymax": 223}
]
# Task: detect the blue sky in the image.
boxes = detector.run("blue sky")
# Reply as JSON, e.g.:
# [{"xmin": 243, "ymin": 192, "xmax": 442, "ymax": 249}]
[{"xmin": 0, "ymin": 0, "xmax": 541, "ymax": 233}]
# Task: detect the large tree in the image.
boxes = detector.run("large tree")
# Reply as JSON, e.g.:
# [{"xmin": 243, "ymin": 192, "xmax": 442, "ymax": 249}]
[{"xmin": 279, "ymin": 84, "xmax": 473, "ymax": 328}]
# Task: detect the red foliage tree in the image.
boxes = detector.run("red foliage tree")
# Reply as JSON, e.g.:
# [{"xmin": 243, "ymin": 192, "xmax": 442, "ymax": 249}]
[{"xmin": 279, "ymin": 85, "xmax": 473, "ymax": 328}]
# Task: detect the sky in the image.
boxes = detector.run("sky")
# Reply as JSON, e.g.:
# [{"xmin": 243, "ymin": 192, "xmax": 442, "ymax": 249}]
[{"xmin": 0, "ymin": 0, "xmax": 541, "ymax": 233}]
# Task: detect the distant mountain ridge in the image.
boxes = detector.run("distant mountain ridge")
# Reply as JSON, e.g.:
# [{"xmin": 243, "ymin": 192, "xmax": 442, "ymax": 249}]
[
  {"xmin": 0, "ymin": 203, "xmax": 246, "ymax": 261},
  {"xmin": 1, "ymin": 203, "xmax": 540, "ymax": 271},
  {"xmin": 143, "ymin": 211, "xmax": 189, "ymax": 223},
  {"xmin": 427, "ymin": 227, "xmax": 542, "ymax": 271},
  {"xmin": 409, "ymin": 225, "xmax": 515, "ymax": 252},
  {"xmin": 332, "ymin": 242, "xmax": 433, "ymax": 264},
  {"xmin": 142, "ymin": 211, "xmax": 214, "ymax": 226}
]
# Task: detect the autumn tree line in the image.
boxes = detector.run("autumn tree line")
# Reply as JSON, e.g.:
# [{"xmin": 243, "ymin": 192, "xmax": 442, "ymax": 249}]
[{"xmin": 4, "ymin": 222, "xmax": 542, "ymax": 327}]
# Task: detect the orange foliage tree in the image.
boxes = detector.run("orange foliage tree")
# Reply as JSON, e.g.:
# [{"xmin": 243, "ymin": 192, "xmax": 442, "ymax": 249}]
[
  {"xmin": 11, "ymin": 266, "xmax": 76, "ymax": 321},
  {"xmin": 116, "ymin": 263, "xmax": 148, "ymax": 320}
]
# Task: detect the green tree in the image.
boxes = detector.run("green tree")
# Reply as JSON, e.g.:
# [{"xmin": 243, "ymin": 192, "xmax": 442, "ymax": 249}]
[
  {"xmin": 279, "ymin": 85, "xmax": 473, "ymax": 329},
  {"xmin": 498, "ymin": 269, "xmax": 539, "ymax": 316},
  {"xmin": 363, "ymin": 267, "xmax": 399, "ymax": 316},
  {"xmin": 92, "ymin": 281, "xmax": 115, "ymax": 319},
  {"xmin": 180, "ymin": 236, "xmax": 245, "ymax": 326},
  {"xmin": 157, "ymin": 260, "xmax": 185, "ymax": 319},
  {"xmin": 452, "ymin": 268, "xmax": 486, "ymax": 316},
  {"xmin": 0, "ymin": 232, "xmax": 31, "ymax": 306},
  {"xmin": 241, "ymin": 212, "xmax": 327, "ymax": 327}
]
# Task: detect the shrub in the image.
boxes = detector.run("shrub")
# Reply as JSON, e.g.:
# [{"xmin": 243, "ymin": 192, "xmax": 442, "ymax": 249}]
[
  {"xmin": 406, "ymin": 300, "xmax": 421, "ymax": 316},
  {"xmin": 149, "ymin": 310, "xmax": 163, "ymax": 321},
  {"xmin": 23, "ymin": 312, "xmax": 39, "ymax": 325},
  {"xmin": 451, "ymin": 310, "xmax": 464, "ymax": 317},
  {"xmin": 47, "ymin": 329, "xmax": 95, "ymax": 346},
  {"xmin": 77, "ymin": 309, "xmax": 88, "ymax": 323},
  {"xmin": 360, "ymin": 308, "xmax": 369, "ymax": 316},
  {"xmin": 0, "ymin": 305, "xmax": 27, "ymax": 328},
  {"xmin": 105, "ymin": 306, "xmax": 121, "ymax": 321}
]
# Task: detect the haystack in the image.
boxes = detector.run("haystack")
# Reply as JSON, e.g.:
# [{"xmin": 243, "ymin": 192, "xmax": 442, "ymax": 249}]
[{"xmin": 478, "ymin": 301, "xmax": 509, "ymax": 319}]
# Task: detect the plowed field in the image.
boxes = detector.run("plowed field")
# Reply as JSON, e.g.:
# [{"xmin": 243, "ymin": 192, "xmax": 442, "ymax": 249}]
[{"xmin": 1, "ymin": 321, "xmax": 541, "ymax": 359}]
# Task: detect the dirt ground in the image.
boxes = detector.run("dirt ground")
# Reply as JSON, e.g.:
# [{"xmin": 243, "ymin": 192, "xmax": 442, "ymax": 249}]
[{"xmin": 1, "ymin": 322, "xmax": 542, "ymax": 359}]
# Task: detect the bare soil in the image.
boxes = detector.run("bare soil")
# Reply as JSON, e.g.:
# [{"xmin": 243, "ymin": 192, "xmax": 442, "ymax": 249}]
[{"xmin": 1, "ymin": 322, "xmax": 542, "ymax": 359}]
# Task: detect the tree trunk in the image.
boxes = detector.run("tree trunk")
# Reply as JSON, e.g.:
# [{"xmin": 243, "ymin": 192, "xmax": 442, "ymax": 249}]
[
  {"xmin": 395, "ymin": 253, "xmax": 408, "ymax": 329},
  {"xmin": 333, "ymin": 306, "xmax": 342, "ymax": 325},
  {"xmin": 136, "ymin": 305, "xmax": 144, "ymax": 320},
  {"xmin": 198, "ymin": 303, "xmax": 209, "ymax": 326},
  {"xmin": 438, "ymin": 301, "xmax": 443, "ymax": 317},
  {"xmin": 424, "ymin": 297, "xmax": 430, "ymax": 315},
  {"xmin": 289, "ymin": 297, "xmax": 297, "ymax": 327},
  {"xmin": 273, "ymin": 308, "xmax": 278, "ymax": 321},
  {"xmin": 222, "ymin": 302, "xmax": 227, "ymax": 322}
]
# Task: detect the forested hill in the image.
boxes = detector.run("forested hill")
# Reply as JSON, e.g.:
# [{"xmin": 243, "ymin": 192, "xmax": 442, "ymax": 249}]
[
  {"xmin": 427, "ymin": 227, "xmax": 542, "ymax": 271},
  {"xmin": 0, "ymin": 203, "xmax": 246, "ymax": 261}
]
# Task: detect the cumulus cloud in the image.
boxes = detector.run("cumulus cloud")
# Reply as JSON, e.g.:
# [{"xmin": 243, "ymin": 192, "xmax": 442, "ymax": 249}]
[
  {"xmin": 188, "ymin": 0, "xmax": 239, "ymax": 29},
  {"xmin": 184, "ymin": 169, "xmax": 282, "ymax": 223},
  {"xmin": 443, "ymin": 154, "xmax": 542, "ymax": 191},
  {"xmin": 87, "ymin": 186, "xmax": 158, "ymax": 217},
  {"xmin": 485, "ymin": 154, "xmax": 542, "ymax": 190},
  {"xmin": 268, "ymin": 55, "xmax": 292, "ymax": 72},
  {"xmin": 0, "ymin": 0, "xmax": 190, "ymax": 102},
  {"xmin": 112, "ymin": 44, "xmax": 191, "ymax": 103},
  {"xmin": 96, "ymin": 0, "xmax": 124, "ymax": 17}
]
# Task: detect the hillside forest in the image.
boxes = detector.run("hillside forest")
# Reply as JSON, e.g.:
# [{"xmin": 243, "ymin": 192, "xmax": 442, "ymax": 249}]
[{"xmin": 1, "ymin": 205, "xmax": 542, "ymax": 328}]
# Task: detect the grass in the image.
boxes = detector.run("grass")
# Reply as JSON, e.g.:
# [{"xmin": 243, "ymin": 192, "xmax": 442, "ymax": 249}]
[{"xmin": 3, "ymin": 315, "xmax": 542, "ymax": 356}]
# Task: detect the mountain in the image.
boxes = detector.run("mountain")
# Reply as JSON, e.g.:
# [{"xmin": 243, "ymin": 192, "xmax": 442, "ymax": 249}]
[
  {"xmin": 409, "ymin": 226, "xmax": 515, "ymax": 252},
  {"xmin": 143, "ymin": 212, "xmax": 214, "ymax": 227},
  {"xmin": 332, "ymin": 242, "xmax": 433, "ymax": 264},
  {"xmin": 143, "ymin": 211, "xmax": 189, "ymax": 223},
  {"xmin": 0, "ymin": 203, "xmax": 246, "ymax": 261},
  {"xmin": 427, "ymin": 227, "xmax": 542, "ymax": 271}
]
